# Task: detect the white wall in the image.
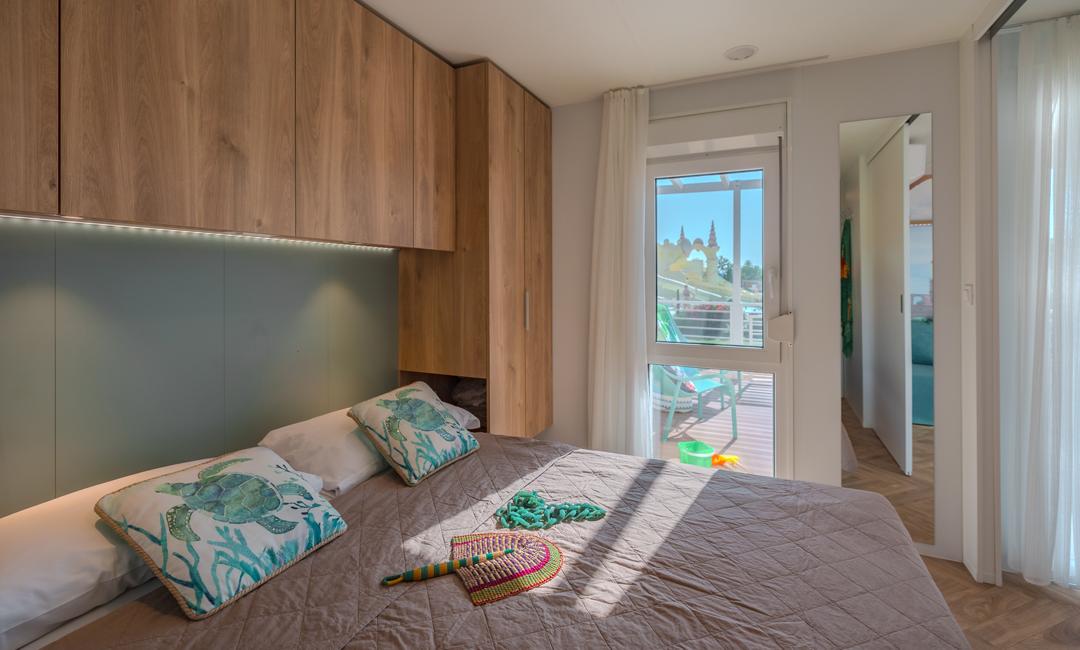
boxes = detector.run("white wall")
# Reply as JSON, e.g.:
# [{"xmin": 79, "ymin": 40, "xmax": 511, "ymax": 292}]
[
  {"xmin": 543, "ymin": 42, "xmax": 962, "ymax": 560},
  {"xmin": 547, "ymin": 99, "xmax": 602, "ymax": 449},
  {"xmin": 841, "ymin": 159, "xmax": 865, "ymax": 420}
]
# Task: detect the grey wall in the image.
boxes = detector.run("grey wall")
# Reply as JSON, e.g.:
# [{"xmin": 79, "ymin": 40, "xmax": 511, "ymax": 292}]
[
  {"xmin": 0, "ymin": 218, "xmax": 398, "ymax": 516},
  {"xmin": 545, "ymin": 43, "xmax": 963, "ymax": 560}
]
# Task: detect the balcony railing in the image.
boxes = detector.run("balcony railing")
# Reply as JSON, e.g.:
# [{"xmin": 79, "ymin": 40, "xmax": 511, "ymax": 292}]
[{"xmin": 659, "ymin": 297, "xmax": 764, "ymax": 347}]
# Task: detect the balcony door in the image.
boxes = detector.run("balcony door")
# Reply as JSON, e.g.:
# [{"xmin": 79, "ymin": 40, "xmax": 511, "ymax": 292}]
[{"xmin": 646, "ymin": 149, "xmax": 788, "ymax": 477}]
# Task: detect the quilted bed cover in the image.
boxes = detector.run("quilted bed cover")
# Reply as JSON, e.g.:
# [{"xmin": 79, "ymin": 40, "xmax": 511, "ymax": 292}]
[{"xmin": 49, "ymin": 433, "xmax": 967, "ymax": 649}]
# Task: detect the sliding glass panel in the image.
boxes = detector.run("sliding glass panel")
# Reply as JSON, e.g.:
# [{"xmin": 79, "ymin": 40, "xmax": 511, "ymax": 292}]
[
  {"xmin": 655, "ymin": 170, "xmax": 765, "ymax": 348},
  {"xmin": 651, "ymin": 364, "xmax": 774, "ymax": 477}
]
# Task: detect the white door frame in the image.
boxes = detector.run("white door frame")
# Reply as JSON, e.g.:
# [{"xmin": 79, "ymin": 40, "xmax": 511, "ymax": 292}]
[{"xmin": 645, "ymin": 148, "xmax": 792, "ymax": 477}]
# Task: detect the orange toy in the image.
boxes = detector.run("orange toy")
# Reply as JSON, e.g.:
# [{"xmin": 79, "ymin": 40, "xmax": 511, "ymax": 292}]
[{"xmin": 711, "ymin": 453, "xmax": 741, "ymax": 468}]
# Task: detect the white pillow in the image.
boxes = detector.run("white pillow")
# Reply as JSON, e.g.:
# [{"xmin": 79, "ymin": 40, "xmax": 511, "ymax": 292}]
[
  {"xmin": 0, "ymin": 460, "xmax": 204, "ymax": 650},
  {"xmin": 259, "ymin": 408, "xmax": 386, "ymax": 496},
  {"xmin": 444, "ymin": 402, "xmax": 482, "ymax": 430}
]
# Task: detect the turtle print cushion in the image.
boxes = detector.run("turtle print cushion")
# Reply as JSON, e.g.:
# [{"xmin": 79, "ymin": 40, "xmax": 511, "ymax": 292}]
[
  {"xmin": 94, "ymin": 447, "xmax": 347, "ymax": 620},
  {"xmin": 349, "ymin": 381, "xmax": 479, "ymax": 486}
]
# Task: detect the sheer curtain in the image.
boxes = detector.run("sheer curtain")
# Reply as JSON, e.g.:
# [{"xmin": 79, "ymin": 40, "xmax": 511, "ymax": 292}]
[
  {"xmin": 587, "ymin": 87, "xmax": 651, "ymax": 456},
  {"xmin": 1001, "ymin": 15, "xmax": 1080, "ymax": 587}
]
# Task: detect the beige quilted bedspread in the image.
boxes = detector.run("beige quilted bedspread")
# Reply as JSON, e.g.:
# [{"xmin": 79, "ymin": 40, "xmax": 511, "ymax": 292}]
[{"xmin": 50, "ymin": 433, "xmax": 966, "ymax": 649}]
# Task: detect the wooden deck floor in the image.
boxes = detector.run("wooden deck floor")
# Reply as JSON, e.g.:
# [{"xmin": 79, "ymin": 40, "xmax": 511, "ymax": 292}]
[
  {"xmin": 841, "ymin": 398, "xmax": 935, "ymax": 544},
  {"xmin": 655, "ymin": 372, "xmax": 775, "ymax": 477}
]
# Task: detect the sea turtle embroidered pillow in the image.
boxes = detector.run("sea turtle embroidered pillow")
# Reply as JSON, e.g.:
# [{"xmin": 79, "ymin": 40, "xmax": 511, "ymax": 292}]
[
  {"xmin": 349, "ymin": 382, "xmax": 479, "ymax": 486},
  {"xmin": 95, "ymin": 447, "xmax": 347, "ymax": 620}
]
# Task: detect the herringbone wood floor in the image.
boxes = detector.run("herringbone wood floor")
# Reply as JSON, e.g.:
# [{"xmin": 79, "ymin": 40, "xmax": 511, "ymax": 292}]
[
  {"xmin": 841, "ymin": 399, "xmax": 934, "ymax": 544},
  {"xmin": 925, "ymin": 557, "xmax": 1080, "ymax": 648},
  {"xmin": 839, "ymin": 402, "xmax": 1080, "ymax": 646}
]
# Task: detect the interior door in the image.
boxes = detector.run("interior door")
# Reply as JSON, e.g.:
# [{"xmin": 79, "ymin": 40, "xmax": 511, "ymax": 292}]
[{"xmin": 867, "ymin": 126, "xmax": 912, "ymax": 475}]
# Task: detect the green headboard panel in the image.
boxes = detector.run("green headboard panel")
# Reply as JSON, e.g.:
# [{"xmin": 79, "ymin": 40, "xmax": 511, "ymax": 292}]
[{"xmin": 0, "ymin": 218, "xmax": 398, "ymax": 517}]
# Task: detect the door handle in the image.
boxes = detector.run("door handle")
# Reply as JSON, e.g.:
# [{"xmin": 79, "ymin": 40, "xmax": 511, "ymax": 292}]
[{"xmin": 524, "ymin": 290, "xmax": 531, "ymax": 332}]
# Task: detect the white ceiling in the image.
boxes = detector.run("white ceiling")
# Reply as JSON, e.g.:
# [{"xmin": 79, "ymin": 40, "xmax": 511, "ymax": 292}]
[
  {"xmin": 839, "ymin": 117, "xmax": 904, "ymax": 176},
  {"xmin": 839, "ymin": 115, "xmax": 933, "ymax": 220},
  {"xmin": 365, "ymin": 0, "xmax": 988, "ymax": 106}
]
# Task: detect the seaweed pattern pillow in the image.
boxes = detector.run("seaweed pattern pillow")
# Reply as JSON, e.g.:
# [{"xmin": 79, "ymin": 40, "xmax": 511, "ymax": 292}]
[
  {"xmin": 349, "ymin": 382, "xmax": 479, "ymax": 486},
  {"xmin": 95, "ymin": 447, "xmax": 347, "ymax": 619}
]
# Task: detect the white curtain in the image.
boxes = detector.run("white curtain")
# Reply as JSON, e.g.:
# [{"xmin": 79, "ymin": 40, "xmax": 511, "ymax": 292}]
[
  {"xmin": 587, "ymin": 87, "xmax": 651, "ymax": 456},
  {"xmin": 1001, "ymin": 16, "xmax": 1080, "ymax": 587}
]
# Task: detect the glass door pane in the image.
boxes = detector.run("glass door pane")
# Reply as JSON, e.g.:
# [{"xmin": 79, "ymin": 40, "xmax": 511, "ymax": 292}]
[
  {"xmin": 655, "ymin": 170, "xmax": 765, "ymax": 348},
  {"xmin": 651, "ymin": 364, "xmax": 775, "ymax": 477}
]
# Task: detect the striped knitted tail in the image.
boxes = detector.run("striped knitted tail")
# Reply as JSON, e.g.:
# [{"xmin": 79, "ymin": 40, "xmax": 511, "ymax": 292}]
[{"xmin": 381, "ymin": 549, "xmax": 514, "ymax": 586}]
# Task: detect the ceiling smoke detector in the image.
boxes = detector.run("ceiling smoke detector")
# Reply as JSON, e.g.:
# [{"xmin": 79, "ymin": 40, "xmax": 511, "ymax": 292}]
[{"xmin": 725, "ymin": 45, "xmax": 758, "ymax": 62}]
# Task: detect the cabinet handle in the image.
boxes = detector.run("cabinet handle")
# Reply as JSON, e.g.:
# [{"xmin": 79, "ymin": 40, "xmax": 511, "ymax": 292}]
[{"xmin": 524, "ymin": 290, "xmax": 531, "ymax": 332}]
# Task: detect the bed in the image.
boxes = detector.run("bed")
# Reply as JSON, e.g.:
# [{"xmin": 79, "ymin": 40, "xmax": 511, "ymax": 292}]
[{"xmin": 44, "ymin": 433, "xmax": 966, "ymax": 649}]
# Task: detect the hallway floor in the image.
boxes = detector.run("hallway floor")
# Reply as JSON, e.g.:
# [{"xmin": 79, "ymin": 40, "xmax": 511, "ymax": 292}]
[{"xmin": 840, "ymin": 399, "xmax": 934, "ymax": 544}]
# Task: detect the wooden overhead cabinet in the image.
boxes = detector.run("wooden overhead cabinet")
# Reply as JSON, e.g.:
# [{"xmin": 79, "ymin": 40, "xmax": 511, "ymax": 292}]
[
  {"xmin": 60, "ymin": 0, "xmax": 296, "ymax": 235},
  {"xmin": 412, "ymin": 43, "xmax": 456, "ymax": 251},
  {"xmin": 297, "ymin": 0, "xmax": 414, "ymax": 247},
  {"xmin": 0, "ymin": 0, "xmax": 59, "ymax": 215},
  {"xmin": 399, "ymin": 62, "xmax": 552, "ymax": 438}
]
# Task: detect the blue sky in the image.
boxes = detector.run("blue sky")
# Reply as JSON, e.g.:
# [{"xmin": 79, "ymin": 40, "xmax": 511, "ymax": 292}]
[{"xmin": 656, "ymin": 172, "xmax": 764, "ymax": 267}]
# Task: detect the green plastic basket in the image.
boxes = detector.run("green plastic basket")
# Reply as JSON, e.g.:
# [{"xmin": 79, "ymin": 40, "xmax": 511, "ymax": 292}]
[{"xmin": 678, "ymin": 440, "xmax": 715, "ymax": 467}]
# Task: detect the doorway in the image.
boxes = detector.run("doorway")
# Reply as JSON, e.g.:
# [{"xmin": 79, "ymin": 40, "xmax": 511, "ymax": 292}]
[{"xmin": 839, "ymin": 114, "xmax": 935, "ymax": 544}]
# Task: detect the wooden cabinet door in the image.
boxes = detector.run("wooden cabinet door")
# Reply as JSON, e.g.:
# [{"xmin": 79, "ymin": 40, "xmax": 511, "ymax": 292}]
[
  {"xmin": 523, "ymin": 93, "xmax": 552, "ymax": 435},
  {"xmin": 297, "ymin": 0, "xmax": 413, "ymax": 247},
  {"xmin": 194, "ymin": 0, "xmax": 296, "ymax": 236},
  {"xmin": 412, "ymin": 44, "xmax": 455, "ymax": 251},
  {"xmin": 0, "ymin": 0, "xmax": 58, "ymax": 215},
  {"xmin": 61, "ymin": 0, "xmax": 295, "ymax": 234},
  {"xmin": 486, "ymin": 66, "xmax": 527, "ymax": 437}
]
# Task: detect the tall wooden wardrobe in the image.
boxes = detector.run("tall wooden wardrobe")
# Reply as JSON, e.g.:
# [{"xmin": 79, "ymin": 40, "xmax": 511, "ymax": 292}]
[{"xmin": 399, "ymin": 61, "xmax": 552, "ymax": 438}]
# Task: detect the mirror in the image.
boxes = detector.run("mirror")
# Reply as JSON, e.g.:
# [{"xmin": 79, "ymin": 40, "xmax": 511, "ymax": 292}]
[{"xmin": 839, "ymin": 115, "xmax": 933, "ymax": 545}]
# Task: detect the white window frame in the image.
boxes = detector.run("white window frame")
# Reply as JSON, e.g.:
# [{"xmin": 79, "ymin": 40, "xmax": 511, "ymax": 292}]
[
  {"xmin": 647, "ymin": 149, "xmax": 781, "ymax": 365},
  {"xmin": 645, "ymin": 147, "xmax": 790, "ymax": 477}
]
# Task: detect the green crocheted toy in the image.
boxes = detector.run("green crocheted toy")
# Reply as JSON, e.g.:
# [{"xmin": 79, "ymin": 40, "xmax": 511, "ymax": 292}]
[{"xmin": 495, "ymin": 491, "xmax": 606, "ymax": 530}]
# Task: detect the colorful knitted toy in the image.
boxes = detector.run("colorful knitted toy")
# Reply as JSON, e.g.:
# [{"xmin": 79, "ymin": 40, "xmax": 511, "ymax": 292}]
[
  {"xmin": 495, "ymin": 490, "xmax": 606, "ymax": 530},
  {"xmin": 381, "ymin": 549, "xmax": 513, "ymax": 586},
  {"xmin": 381, "ymin": 532, "xmax": 564, "ymax": 606}
]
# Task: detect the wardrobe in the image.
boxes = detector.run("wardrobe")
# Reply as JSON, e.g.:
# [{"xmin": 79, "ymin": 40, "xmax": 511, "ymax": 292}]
[{"xmin": 399, "ymin": 62, "xmax": 552, "ymax": 438}]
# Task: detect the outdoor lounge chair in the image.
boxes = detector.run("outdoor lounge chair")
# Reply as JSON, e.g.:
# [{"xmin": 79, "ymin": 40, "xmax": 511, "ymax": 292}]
[{"xmin": 655, "ymin": 305, "xmax": 740, "ymax": 443}]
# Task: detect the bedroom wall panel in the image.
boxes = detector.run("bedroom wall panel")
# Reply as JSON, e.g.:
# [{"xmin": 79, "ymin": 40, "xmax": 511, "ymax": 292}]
[
  {"xmin": 0, "ymin": 219, "xmax": 398, "ymax": 517},
  {"xmin": 0, "ymin": 220, "xmax": 56, "ymax": 516},
  {"xmin": 54, "ymin": 227, "xmax": 227, "ymax": 495},
  {"xmin": 223, "ymin": 241, "xmax": 398, "ymax": 450},
  {"xmin": 224, "ymin": 245, "xmax": 329, "ymax": 451}
]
